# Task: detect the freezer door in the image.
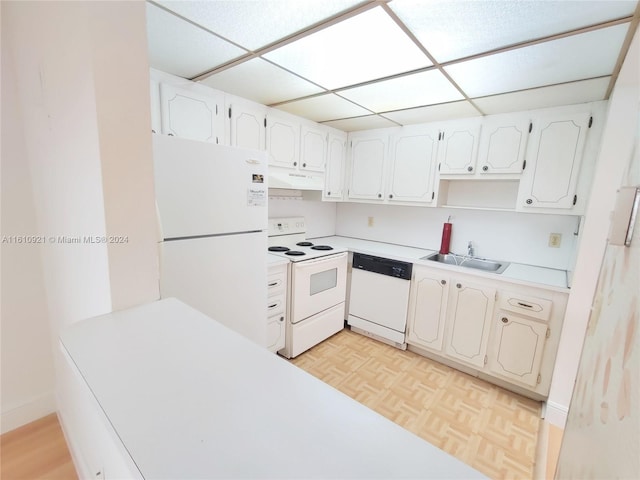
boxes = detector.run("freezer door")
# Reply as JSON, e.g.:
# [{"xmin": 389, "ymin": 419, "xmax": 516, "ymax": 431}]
[
  {"xmin": 160, "ymin": 232, "xmax": 267, "ymax": 347},
  {"xmin": 153, "ymin": 135, "xmax": 267, "ymax": 239}
]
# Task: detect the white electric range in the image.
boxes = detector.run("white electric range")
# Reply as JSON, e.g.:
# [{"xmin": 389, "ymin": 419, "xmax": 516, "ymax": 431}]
[{"xmin": 268, "ymin": 217, "xmax": 348, "ymax": 358}]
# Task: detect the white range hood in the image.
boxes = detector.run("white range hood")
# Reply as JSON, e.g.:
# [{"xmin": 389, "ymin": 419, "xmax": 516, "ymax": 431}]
[{"xmin": 268, "ymin": 171, "xmax": 324, "ymax": 191}]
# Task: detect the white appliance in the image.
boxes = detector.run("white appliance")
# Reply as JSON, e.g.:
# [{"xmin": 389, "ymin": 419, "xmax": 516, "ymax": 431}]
[
  {"xmin": 348, "ymin": 252, "xmax": 413, "ymax": 349},
  {"xmin": 267, "ymin": 217, "xmax": 347, "ymax": 358},
  {"xmin": 153, "ymin": 134, "xmax": 268, "ymax": 346}
]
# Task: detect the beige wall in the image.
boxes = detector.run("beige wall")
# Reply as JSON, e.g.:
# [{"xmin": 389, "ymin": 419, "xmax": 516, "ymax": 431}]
[
  {"xmin": 1, "ymin": 1, "xmax": 159, "ymax": 432},
  {"xmin": 546, "ymin": 30, "xmax": 640, "ymax": 427},
  {"xmin": 556, "ymin": 29, "xmax": 639, "ymax": 477}
]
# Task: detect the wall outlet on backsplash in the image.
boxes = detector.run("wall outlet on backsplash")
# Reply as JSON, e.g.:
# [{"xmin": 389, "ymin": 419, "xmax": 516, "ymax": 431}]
[{"xmin": 549, "ymin": 233, "xmax": 562, "ymax": 248}]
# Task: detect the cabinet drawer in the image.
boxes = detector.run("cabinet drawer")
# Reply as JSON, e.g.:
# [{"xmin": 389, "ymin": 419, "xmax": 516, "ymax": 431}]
[
  {"xmin": 499, "ymin": 292, "xmax": 552, "ymax": 321},
  {"xmin": 267, "ymin": 269, "xmax": 287, "ymax": 295},
  {"xmin": 267, "ymin": 293, "xmax": 286, "ymax": 317}
]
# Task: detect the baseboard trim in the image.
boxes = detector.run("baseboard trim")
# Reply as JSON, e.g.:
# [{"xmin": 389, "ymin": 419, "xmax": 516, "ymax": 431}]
[
  {"xmin": 0, "ymin": 391, "xmax": 56, "ymax": 434},
  {"xmin": 543, "ymin": 400, "xmax": 569, "ymax": 428}
]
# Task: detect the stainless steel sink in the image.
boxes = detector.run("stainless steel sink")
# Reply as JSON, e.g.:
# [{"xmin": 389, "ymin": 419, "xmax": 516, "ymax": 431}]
[{"xmin": 420, "ymin": 252, "xmax": 510, "ymax": 274}]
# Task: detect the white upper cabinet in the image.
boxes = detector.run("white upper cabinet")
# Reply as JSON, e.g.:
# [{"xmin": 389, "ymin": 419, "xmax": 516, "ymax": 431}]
[
  {"xmin": 300, "ymin": 125, "xmax": 327, "ymax": 173},
  {"xmin": 517, "ymin": 111, "xmax": 591, "ymax": 211},
  {"xmin": 387, "ymin": 126, "xmax": 440, "ymax": 204},
  {"xmin": 229, "ymin": 101, "xmax": 266, "ymax": 151},
  {"xmin": 348, "ymin": 131, "xmax": 390, "ymax": 201},
  {"xmin": 437, "ymin": 119, "xmax": 482, "ymax": 175},
  {"xmin": 160, "ymin": 83, "xmax": 225, "ymax": 144},
  {"xmin": 266, "ymin": 113, "xmax": 300, "ymax": 169},
  {"xmin": 477, "ymin": 113, "xmax": 531, "ymax": 175},
  {"xmin": 324, "ymin": 132, "xmax": 347, "ymax": 201}
]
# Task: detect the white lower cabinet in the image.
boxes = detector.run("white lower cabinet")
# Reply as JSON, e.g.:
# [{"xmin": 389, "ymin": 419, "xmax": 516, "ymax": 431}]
[
  {"xmin": 489, "ymin": 313, "xmax": 548, "ymax": 387},
  {"xmin": 444, "ymin": 280, "xmax": 496, "ymax": 369},
  {"xmin": 267, "ymin": 263, "xmax": 287, "ymax": 353},
  {"xmin": 406, "ymin": 270, "xmax": 449, "ymax": 352},
  {"xmin": 406, "ymin": 265, "xmax": 567, "ymax": 399}
]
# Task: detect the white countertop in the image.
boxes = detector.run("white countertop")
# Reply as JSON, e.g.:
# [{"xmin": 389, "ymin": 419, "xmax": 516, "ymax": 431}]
[
  {"xmin": 310, "ymin": 236, "xmax": 569, "ymax": 291},
  {"xmin": 267, "ymin": 252, "xmax": 289, "ymax": 266},
  {"xmin": 60, "ymin": 298, "xmax": 485, "ymax": 479}
]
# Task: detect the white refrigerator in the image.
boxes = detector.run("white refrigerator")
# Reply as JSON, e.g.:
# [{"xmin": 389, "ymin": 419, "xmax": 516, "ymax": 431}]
[{"xmin": 153, "ymin": 135, "xmax": 268, "ymax": 346}]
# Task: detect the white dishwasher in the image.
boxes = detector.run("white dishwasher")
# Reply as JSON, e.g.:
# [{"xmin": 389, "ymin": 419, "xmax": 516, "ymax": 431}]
[{"xmin": 347, "ymin": 252, "xmax": 413, "ymax": 349}]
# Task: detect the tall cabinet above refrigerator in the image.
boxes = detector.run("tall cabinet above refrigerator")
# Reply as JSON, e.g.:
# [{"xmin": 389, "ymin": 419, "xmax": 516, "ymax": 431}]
[{"xmin": 153, "ymin": 135, "xmax": 268, "ymax": 346}]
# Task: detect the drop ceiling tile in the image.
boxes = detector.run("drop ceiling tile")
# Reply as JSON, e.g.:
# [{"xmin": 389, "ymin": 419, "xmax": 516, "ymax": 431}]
[
  {"xmin": 339, "ymin": 70, "xmax": 463, "ymax": 113},
  {"xmin": 322, "ymin": 115, "xmax": 399, "ymax": 132},
  {"xmin": 383, "ymin": 101, "xmax": 481, "ymax": 125},
  {"xmin": 200, "ymin": 59, "xmax": 324, "ymax": 105},
  {"xmin": 275, "ymin": 93, "xmax": 371, "ymax": 122},
  {"xmin": 445, "ymin": 24, "xmax": 628, "ymax": 98},
  {"xmin": 146, "ymin": 3, "xmax": 246, "ymax": 78},
  {"xmin": 156, "ymin": 0, "xmax": 363, "ymax": 50},
  {"xmin": 473, "ymin": 77, "xmax": 611, "ymax": 114},
  {"xmin": 390, "ymin": 0, "xmax": 637, "ymax": 63},
  {"xmin": 264, "ymin": 6, "xmax": 432, "ymax": 90}
]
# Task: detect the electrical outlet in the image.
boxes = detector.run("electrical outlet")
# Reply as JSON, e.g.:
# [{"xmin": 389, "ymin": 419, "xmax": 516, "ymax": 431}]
[
  {"xmin": 368, "ymin": 216, "xmax": 374, "ymax": 227},
  {"xmin": 549, "ymin": 233, "xmax": 562, "ymax": 248}
]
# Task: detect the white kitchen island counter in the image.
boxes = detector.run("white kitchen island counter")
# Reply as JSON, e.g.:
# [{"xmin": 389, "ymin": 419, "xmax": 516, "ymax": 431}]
[{"xmin": 59, "ymin": 298, "xmax": 485, "ymax": 479}]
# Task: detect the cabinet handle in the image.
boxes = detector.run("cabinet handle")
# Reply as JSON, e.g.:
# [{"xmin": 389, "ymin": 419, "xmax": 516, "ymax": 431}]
[
  {"xmin": 302, "ymin": 163, "xmax": 306, "ymax": 168},
  {"xmin": 389, "ymin": 194, "xmax": 393, "ymax": 199},
  {"xmin": 482, "ymin": 165, "xmax": 488, "ymax": 172},
  {"xmin": 517, "ymin": 302, "xmax": 533, "ymax": 308},
  {"xmin": 526, "ymin": 198, "xmax": 533, "ymax": 205},
  {"xmin": 456, "ymin": 283, "xmax": 462, "ymax": 289},
  {"xmin": 377, "ymin": 193, "xmax": 382, "ymax": 198},
  {"xmin": 268, "ymin": 281, "xmax": 279, "ymax": 287},
  {"xmin": 327, "ymin": 191, "xmax": 331, "ymax": 196},
  {"xmin": 501, "ymin": 317, "xmax": 509, "ymax": 323},
  {"xmin": 168, "ymin": 133, "xmax": 174, "ymax": 136},
  {"xmin": 279, "ymin": 316, "xmax": 284, "ymax": 322},
  {"xmin": 467, "ymin": 166, "xmax": 473, "ymax": 172},
  {"xmin": 293, "ymin": 161, "xmax": 297, "ymax": 166},
  {"xmin": 151, "ymin": 129, "xmax": 156, "ymax": 134},
  {"xmin": 441, "ymin": 280, "xmax": 446, "ymax": 285},
  {"xmin": 268, "ymin": 303, "xmax": 278, "ymax": 309}
]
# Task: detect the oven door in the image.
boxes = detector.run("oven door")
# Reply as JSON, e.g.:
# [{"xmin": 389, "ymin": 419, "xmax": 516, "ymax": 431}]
[{"xmin": 290, "ymin": 252, "xmax": 348, "ymax": 324}]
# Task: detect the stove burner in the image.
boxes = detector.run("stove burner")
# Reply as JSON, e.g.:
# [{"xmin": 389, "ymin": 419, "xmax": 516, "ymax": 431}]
[
  {"xmin": 268, "ymin": 246, "xmax": 290, "ymax": 252},
  {"xmin": 296, "ymin": 241, "xmax": 313, "ymax": 247},
  {"xmin": 311, "ymin": 245, "xmax": 333, "ymax": 251},
  {"xmin": 285, "ymin": 250, "xmax": 306, "ymax": 256}
]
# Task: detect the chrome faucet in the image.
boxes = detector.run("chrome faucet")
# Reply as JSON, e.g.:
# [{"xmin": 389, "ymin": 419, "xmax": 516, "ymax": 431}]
[{"xmin": 467, "ymin": 241, "xmax": 474, "ymax": 257}]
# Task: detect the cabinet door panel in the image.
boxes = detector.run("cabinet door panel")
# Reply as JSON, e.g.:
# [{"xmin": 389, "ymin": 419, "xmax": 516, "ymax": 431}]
[
  {"xmin": 478, "ymin": 116, "xmax": 529, "ymax": 174},
  {"xmin": 348, "ymin": 136, "xmax": 387, "ymax": 200},
  {"xmin": 438, "ymin": 121, "xmax": 481, "ymax": 175},
  {"xmin": 266, "ymin": 116, "xmax": 300, "ymax": 169},
  {"xmin": 490, "ymin": 314, "xmax": 547, "ymax": 387},
  {"xmin": 389, "ymin": 129, "xmax": 438, "ymax": 203},
  {"xmin": 445, "ymin": 281, "xmax": 496, "ymax": 368},
  {"xmin": 407, "ymin": 271, "xmax": 449, "ymax": 352},
  {"xmin": 301, "ymin": 126, "xmax": 326, "ymax": 173},
  {"xmin": 230, "ymin": 104, "xmax": 265, "ymax": 151},
  {"xmin": 160, "ymin": 83, "xmax": 223, "ymax": 143},
  {"xmin": 324, "ymin": 133, "xmax": 346, "ymax": 200},
  {"xmin": 267, "ymin": 314, "xmax": 286, "ymax": 352},
  {"xmin": 519, "ymin": 112, "xmax": 590, "ymax": 209}
]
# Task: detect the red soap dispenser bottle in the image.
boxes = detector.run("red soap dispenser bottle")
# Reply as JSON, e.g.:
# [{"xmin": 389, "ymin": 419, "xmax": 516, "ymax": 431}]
[{"xmin": 440, "ymin": 217, "xmax": 452, "ymax": 254}]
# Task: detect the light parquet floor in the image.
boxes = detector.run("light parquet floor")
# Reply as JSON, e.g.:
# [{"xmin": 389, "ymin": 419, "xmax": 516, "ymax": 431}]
[{"xmin": 290, "ymin": 329, "xmax": 542, "ymax": 479}]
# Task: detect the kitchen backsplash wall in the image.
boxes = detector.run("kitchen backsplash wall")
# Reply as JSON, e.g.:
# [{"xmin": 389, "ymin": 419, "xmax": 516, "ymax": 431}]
[
  {"xmin": 268, "ymin": 195, "xmax": 337, "ymax": 238},
  {"xmin": 335, "ymin": 202, "xmax": 581, "ymax": 271}
]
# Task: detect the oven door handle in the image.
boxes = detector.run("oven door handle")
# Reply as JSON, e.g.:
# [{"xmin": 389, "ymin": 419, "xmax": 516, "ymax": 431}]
[{"xmin": 294, "ymin": 252, "xmax": 347, "ymax": 269}]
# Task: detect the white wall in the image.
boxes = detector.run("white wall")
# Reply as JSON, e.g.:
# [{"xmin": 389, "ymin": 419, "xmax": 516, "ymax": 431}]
[
  {"xmin": 0, "ymin": 27, "xmax": 56, "ymax": 433},
  {"xmin": 2, "ymin": 1, "xmax": 159, "ymax": 432},
  {"xmin": 269, "ymin": 195, "xmax": 337, "ymax": 239},
  {"xmin": 336, "ymin": 203, "xmax": 580, "ymax": 270},
  {"xmin": 546, "ymin": 29, "xmax": 640, "ymax": 427}
]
